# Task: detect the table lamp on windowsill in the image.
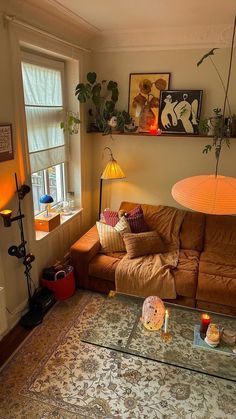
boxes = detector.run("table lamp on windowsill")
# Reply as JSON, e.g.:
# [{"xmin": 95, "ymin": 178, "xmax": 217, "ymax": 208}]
[
  {"xmin": 39, "ymin": 194, "xmax": 54, "ymax": 217},
  {"xmin": 99, "ymin": 147, "xmax": 125, "ymax": 218}
]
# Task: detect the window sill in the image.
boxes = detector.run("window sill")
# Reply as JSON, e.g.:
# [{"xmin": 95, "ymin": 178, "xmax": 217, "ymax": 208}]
[{"xmin": 35, "ymin": 208, "xmax": 83, "ymax": 241}]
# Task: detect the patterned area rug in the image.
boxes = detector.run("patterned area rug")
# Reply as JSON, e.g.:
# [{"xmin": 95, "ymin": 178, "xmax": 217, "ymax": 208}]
[{"xmin": 0, "ymin": 291, "xmax": 235, "ymax": 419}]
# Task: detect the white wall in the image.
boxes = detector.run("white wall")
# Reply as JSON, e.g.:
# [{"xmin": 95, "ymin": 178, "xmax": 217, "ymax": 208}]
[
  {"xmin": 90, "ymin": 48, "xmax": 236, "ymax": 221},
  {"xmin": 0, "ymin": 5, "xmax": 93, "ymax": 335}
]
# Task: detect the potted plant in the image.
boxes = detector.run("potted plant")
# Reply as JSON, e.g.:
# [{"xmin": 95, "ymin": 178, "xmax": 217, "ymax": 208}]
[{"xmin": 75, "ymin": 72, "xmax": 132, "ymax": 135}]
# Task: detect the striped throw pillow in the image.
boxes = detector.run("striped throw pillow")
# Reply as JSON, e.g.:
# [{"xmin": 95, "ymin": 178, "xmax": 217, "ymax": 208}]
[
  {"xmin": 123, "ymin": 231, "xmax": 166, "ymax": 258},
  {"xmin": 96, "ymin": 216, "xmax": 131, "ymax": 253}
]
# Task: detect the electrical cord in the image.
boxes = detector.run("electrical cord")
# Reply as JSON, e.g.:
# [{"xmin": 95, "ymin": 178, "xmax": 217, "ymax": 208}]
[{"xmin": 5, "ymin": 306, "xmax": 25, "ymax": 316}]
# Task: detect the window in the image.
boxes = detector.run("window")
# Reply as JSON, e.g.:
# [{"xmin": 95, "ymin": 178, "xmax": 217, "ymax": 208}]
[{"xmin": 21, "ymin": 52, "xmax": 66, "ymax": 215}]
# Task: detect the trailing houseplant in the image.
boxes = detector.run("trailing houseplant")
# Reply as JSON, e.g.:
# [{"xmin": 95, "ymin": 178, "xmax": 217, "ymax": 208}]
[
  {"xmin": 75, "ymin": 72, "xmax": 132, "ymax": 135},
  {"xmin": 197, "ymin": 18, "xmax": 236, "ymax": 166},
  {"xmin": 60, "ymin": 110, "xmax": 81, "ymax": 135}
]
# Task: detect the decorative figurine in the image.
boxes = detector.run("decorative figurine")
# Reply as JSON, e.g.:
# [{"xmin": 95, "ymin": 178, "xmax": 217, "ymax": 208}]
[{"xmin": 140, "ymin": 296, "xmax": 165, "ymax": 331}]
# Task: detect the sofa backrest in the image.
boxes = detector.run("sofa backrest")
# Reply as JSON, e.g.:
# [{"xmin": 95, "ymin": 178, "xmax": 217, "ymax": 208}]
[
  {"xmin": 179, "ymin": 211, "xmax": 205, "ymax": 251},
  {"xmin": 204, "ymin": 215, "xmax": 236, "ymax": 255},
  {"xmin": 120, "ymin": 201, "xmax": 205, "ymax": 251}
]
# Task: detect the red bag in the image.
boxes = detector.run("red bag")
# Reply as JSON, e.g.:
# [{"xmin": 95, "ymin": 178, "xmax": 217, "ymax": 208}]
[{"xmin": 41, "ymin": 266, "xmax": 75, "ymax": 300}]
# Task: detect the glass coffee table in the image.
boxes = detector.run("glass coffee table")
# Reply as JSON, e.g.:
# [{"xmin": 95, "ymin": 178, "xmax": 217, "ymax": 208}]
[{"xmin": 81, "ymin": 292, "xmax": 236, "ymax": 382}]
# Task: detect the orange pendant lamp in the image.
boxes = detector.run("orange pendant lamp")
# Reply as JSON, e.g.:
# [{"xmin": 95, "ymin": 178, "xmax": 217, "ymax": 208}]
[
  {"xmin": 172, "ymin": 175, "xmax": 236, "ymax": 215},
  {"xmin": 172, "ymin": 15, "xmax": 236, "ymax": 215}
]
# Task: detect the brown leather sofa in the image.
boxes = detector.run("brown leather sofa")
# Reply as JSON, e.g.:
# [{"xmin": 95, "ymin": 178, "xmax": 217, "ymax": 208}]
[{"xmin": 70, "ymin": 201, "xmax": 236, "ymax": 316}]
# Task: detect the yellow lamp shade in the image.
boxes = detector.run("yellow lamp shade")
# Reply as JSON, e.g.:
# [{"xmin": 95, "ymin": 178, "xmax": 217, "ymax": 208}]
[
  {"xmin": 172, "ymin": 174, "xmax": 236, "ymax": 215},
  {"xmin": 101, "ymin": 159, "xmax": 125, "ymax": 180}
]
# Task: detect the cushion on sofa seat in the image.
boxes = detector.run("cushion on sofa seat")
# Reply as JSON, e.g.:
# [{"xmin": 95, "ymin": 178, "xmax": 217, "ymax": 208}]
[
  {"xmin": 104, "ymin": 205, "xmax": 149, "ymax": 233},
  {"xmin": 204, "ymin": 214, "xmax": 236, "ymax": 255},
  {"xmin": 197, "ymin": 251, "xmax": 236, "ymax": 307},
  {"xmin": 89, "ymin": 254, "xmax": 121, "ymax": 282},
  {"xmin": 199, "ymin": 251, "xmax": 236, "ymax": 278},
  {"xmin": 96, "ymin": 216, "xmax": 131, "ymax": 253},
  {"xmin": 173, "ymin": 250, "xmax": 200, "ymax": 298},
  {"xmin": 123, "ymin": 231, "xmax": 166, "ymax": 258}
]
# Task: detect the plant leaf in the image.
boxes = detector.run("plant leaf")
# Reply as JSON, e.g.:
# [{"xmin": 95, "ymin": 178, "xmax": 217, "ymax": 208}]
[
  {"xmin": 202, "ymin": 144, "xmax": 212, "ymax": 154},
  {"xmin": 197, "ymin": 48, "xmax": 219, "ymax": 66},
  {"xmin": 87, "ymin": 72, "xmax": 97, "ymax": 84}
]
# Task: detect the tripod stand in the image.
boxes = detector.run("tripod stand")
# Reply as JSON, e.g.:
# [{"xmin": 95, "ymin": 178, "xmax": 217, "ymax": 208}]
[{"xmin": 5, "ymin": 174, "xmax": 43, "ymax": 328}]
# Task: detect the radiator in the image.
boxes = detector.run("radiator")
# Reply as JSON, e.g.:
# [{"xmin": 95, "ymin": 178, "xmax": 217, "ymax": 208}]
[{"xmin": 0, "ymin": 287, "xmax": 7, "ymax": 339}]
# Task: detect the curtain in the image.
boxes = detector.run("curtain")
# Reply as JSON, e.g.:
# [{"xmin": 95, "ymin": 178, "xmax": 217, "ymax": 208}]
[{"xmin": 22, "ymin": 62, "xmax": 66, "ymax": 173}]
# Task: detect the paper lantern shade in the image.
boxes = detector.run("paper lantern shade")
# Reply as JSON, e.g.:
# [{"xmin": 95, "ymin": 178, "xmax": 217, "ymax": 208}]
[
  {"xmin": 141, "ymin": 296, "xmax": 165, "ymax": 331},
  {"xmin": 101, "ymin": 160, "xmax": 125, "ymax": 180},
  {"xmin": 172, "ymin": 175, "xmax": 236, "ymax": 215}
]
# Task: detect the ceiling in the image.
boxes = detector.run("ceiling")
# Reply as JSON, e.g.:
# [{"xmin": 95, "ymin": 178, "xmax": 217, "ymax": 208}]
[{"xmin": 47, "ymin": 0, "xmax": 235, "ymax": 32}]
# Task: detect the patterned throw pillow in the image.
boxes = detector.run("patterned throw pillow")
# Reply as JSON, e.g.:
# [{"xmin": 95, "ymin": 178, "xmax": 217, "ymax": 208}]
[
  {"xmin": 123, "ymin": 231, "xmax": 166, "ymax": 258},
  {"xmin": 102, "ymin": 209, "xmax": 119, "ymax": 227},
  {"xmin": 103, "ymin": 205, "xmax": 149, "ymax": 233},
  {"xmin": 96, "ymin": 216, "xmax": 131, "ymax": 253}
]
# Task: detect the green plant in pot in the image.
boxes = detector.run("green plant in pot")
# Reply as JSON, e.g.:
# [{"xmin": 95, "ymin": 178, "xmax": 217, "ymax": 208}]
[{"xmin": 75, "ymin": 72, "xmax": 132, "ymax": 135}]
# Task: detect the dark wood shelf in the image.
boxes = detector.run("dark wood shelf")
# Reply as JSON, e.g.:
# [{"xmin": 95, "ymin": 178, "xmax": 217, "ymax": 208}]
[{"xmin": 87, "ymin": 131, "xmax": 236, "ymax": 138}]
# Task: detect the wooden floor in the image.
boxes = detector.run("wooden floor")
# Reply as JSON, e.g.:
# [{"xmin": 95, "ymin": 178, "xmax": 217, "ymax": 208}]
[{"xmin": 0, "ymin": 323, "xmax": 31, "ymax": 368}]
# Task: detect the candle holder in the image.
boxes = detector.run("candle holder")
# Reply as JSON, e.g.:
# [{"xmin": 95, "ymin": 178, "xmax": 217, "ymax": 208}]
[
  {"xmin": 200, "ymin": 313, "xmax": 211, "ymax": 339},
  {"xmin": 161, "ymin": 331, "xmax": 172, "ymax": 343}
]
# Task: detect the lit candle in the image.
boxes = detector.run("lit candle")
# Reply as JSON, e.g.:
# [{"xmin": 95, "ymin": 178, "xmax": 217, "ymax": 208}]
[
  {"xmin": 149, "ymin": 124, "xmax": 157, "ymax": 135},
  {"xmin": 200, "ymin": 313, "xmax": 211, "ymax": 335},
  {"xmin": 164, "ymin": 309, "xmax": 169, "ymax": 333}
]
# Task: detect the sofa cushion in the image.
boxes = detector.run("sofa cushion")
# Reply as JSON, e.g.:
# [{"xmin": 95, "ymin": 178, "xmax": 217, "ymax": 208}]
[
  {"xmin": 120, "ymin": 202, "xmax": 185, "ymax": 247},
  {"xmin": 173, "ymin": 250, "xmax": 200, "ymax": 298},
  {"xmin": 123, "ymin": 231, "xmax": 166, "ymax": 258},
  {"xmin": 96, "ymin": 216, "xmax": 131, "ymax": 253},
  {"xmin": 179, "ymin": 211, "xmax": 205, "ymax": 251},
  {"xmin": 197, "ymin": 251, "xmax": 236, "ymax": 307},
  {"xmin": 102, "ymin": 209, "xmax": 120, "ymax": 227},
  {"xmin": 104, "ymin": 205, "xmax": 149, "ymax": 233},
  {"xmin": 89, "ymin": 254, "xmax": 120, "ymax": 282},
  {"xmin": 204, "ymin": 214, "xmax": 236, "ymax": 255}
]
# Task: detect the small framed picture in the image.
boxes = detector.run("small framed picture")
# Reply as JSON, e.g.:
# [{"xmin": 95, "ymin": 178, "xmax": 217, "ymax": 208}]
[
  {"xmin": 0, "ymin": 124, "xmax": 14, "ymax": 162},
  {"xmin": 128, "ymin": 73, "xmax": 171, "ymax": 133},
  {"xmin": 158, "ymin": 90, "xmax": 203, "ymax": 135}
]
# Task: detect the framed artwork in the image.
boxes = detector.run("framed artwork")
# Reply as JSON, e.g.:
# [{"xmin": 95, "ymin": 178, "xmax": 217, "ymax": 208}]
[
  {"xmin": 0, "ymin": 124, "xmax": 14, "ymax": 162},
  {"xmin": 158, "ymin": 90, "xmax": 203, "ymax": 134},
  {"xmin": 128, "ymin": 73, "xmax": 171, "ymax": 133}
]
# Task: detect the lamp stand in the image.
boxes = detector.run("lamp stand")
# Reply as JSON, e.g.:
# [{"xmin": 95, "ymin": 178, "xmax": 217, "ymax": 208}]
[
  {"xmin": 98, "ymin": 178, "xmax": 103, "ymax": 219},
  {"xmin": 14, "ymin": 174, "xmax": 43, "ymax": 328}
]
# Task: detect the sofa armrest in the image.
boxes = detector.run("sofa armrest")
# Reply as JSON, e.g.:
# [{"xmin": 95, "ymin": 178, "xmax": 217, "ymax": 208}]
[{"xmin": 70, "ymin": 225, "xmax": 100, "ymax": 286}]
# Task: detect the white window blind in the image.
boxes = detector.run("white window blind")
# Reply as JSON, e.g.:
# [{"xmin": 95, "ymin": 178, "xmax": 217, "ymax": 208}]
[{"xmin": 22, "ymin": 55, "xmax": 66, "ymax": 173}]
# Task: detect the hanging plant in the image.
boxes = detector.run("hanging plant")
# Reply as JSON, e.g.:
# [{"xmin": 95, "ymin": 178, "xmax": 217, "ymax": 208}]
[
  {"xmin": 60, "ymin": 111, "xmax": 81, "ymax": 135},
  {"xmin": 196, "ymin": 40, "xmax": 235, "ymax": 162}
]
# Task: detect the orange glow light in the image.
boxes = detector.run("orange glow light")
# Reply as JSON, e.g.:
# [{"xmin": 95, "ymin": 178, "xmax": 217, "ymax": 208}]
[{"xmin": 172, "ymin": 174, "xmax": 236, "ymax": 215}]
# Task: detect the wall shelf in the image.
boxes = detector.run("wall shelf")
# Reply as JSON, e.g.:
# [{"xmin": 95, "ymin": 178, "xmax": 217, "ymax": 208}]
[{"xmin": 87, "ymin": 131, "xmax": 236, "ymax": 139}]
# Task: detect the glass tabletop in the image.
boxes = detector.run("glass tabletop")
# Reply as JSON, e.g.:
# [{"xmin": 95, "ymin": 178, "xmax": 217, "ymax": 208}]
[{"xmin": 80, "ymin": 292, "xmax": 236, "ymax": 382}]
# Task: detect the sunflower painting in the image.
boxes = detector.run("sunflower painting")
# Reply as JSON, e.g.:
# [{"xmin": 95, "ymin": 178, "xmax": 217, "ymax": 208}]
[{"xmin": 128, "ymin": 73, "xmax": 170, "ymax": 133}]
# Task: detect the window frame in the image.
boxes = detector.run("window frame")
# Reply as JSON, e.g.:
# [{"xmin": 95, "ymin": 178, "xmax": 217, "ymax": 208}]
[{"xmin": 21, "ymin": 50, "xmax": 68, "ymax": 216}]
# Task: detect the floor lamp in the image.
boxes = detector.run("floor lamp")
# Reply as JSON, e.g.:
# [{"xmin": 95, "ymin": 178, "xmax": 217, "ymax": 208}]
[
  {"xmin": 0, "ymin": 173, "xmax": 43, "ymax": 328},
  {"xmin": 99, "ymin": 147, "xmax": 125, "ymax": 219}
]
